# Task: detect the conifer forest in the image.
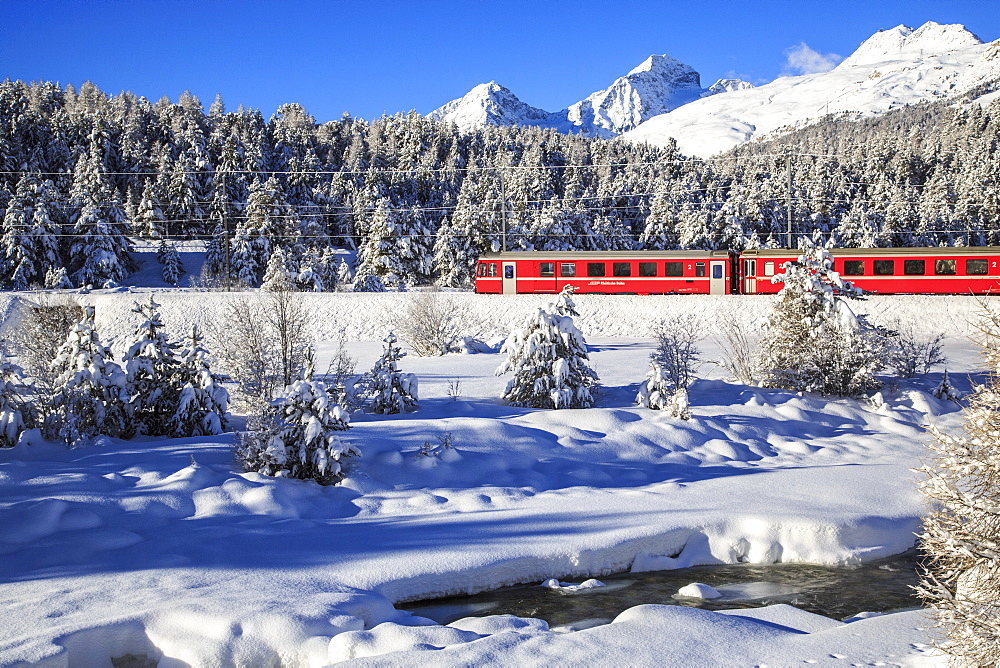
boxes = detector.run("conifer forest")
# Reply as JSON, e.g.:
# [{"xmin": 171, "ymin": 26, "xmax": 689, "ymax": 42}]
[{"xmin": 1, "ymin": 78, "xmax": 999, "ymax": 291}]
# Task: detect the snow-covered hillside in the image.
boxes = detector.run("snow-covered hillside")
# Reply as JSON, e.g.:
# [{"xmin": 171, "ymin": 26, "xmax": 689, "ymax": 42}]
[{"xmin": 622, "ymin": 21, "xmax": 1000, "ymax": 156}]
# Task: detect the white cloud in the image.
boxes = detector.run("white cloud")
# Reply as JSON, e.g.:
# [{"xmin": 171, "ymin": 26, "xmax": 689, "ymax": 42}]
[{"xmin": 783, "ymin": 42, "xmax": 843, "ymax": 75}]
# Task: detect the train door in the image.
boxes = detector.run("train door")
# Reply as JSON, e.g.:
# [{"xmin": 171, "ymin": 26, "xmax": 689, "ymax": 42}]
[
  {"xmin": 709, "ymin": 260, "xmax": 727, "ymax": 295},
  {"xmin": 741, "ymin": 258, "xmax": 757, "ymax": 294},
  {"xmin": 502, "ymin": 261, "xmax": 517, "ymax": 294}
]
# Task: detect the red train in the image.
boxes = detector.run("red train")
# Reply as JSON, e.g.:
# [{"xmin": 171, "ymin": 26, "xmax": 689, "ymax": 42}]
[{"xmin": 474, "ymin": 248, "xmax": 1000, "ymax": 295}]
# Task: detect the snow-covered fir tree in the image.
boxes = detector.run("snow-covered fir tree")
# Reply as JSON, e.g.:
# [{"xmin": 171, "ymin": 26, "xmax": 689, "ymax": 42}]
[
  {"xmin": 159, "ymin": 241, "xmax": 184, "ymax": 286},
  {"xmin": 237, "ymin": 350, "xmax": 356, "ymax": 484},
  {"xmin": 122, "ymin": 296, "xmax": 181, "ymax": 437},
  {"xmin": 356, "ymin": 332, "xmax": 418, "ymax": 414},
  {"xmin": 46, "ymin": 306, "xmax": 128, "ymax": 446},
  {"xmin": 496, "ymin": 285, "xmax": 599, "ymax": 408},
  {"xmin": 261, "ymin": 245, "xmax": 295, "ymax": 291},
  {"xmin": 0, "ymin": 351, "xmax": 32, "ymax": 447},
  {"xmin": 168, "ymin": 324, "xmax": 229, "ymax": 437},
  {"xmin": 759, "ymin": 238, "xmax": 888, "ymax": 396},
  {"xmin": 636, "ymin": 361, "xmax": 672, "ymax": 410},
  {"xmin": 917, "ymin": 303, "xmax": 1000, "ymax": 664},
  {"xmin": 352, "ymin": 265, "xmax": 387, "ymax": 293}
]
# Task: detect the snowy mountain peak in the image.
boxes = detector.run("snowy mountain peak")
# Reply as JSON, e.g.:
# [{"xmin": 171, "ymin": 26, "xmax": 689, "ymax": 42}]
[
  {"xmin": 428, "ymin": 81, "xmax": 561, "ymax": 131},
  {"xmin": 703, "ymin": 78, "xmax": 755, "ymax": 97},
  {"xmin": 627, "ymin": 53, "xmax": 693, "ymax": 78},
  {"xmin": 566, "ymin": 54, "xmax": 703, "ymax": 137},
  {"xmin": 838, "ymin": 21, "xmax": 982, "ymax": 68}
]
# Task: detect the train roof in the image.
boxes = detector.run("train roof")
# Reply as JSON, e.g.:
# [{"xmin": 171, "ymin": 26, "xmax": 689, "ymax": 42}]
[
  {"xmin": 740, "ymin": 246, "xmax": 1000, "ymax": 258},
  {"xmin": 479, "ymin": 250, "xmax": 734, "ymax": 260},
  {"xmin": 479, "ymin": 247, "xmax": 1000, "ymax": 261}
]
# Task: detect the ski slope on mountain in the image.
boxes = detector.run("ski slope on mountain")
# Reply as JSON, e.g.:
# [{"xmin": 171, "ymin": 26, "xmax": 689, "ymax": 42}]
[{"xmin": 622, "ymin": 21, "xmax": 1000, "ymax": 156}]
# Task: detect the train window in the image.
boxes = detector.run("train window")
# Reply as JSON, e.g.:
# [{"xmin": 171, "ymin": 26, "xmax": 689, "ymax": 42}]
[
  {"xmin": 539, "ymin": 262, "xmax": 555, "ymax": 277},
  {"xmin": 639, "ymin": 262, "xmax": 657, "ymax": 277},
  {"xmin": 935, "ymin": 259, "xmax": 956, "ymax": 276},
  {"xmin": 842, "ymin": 260, "xmax": 864, "ymax": 276},
  {"xmin": 874, "ymin": 260, "xmax": 894, "ymax": 275},
  {"xmin": 488, "ymin": 263, "xmax": 497, "ymax": 277},
  {"xmin": 695, "ymin": 262, "xmax": 706, "ymax": 277},
  {"xmin": 904, "ymin": 259, "xmax": 925, "ymax": 276},
  {"xmin": 587, "ymin": 262, "xmax": 606, "ymax": 277},
  {"xmin": 712, "ymin": 264, "xmax": 723, "ymax": 279},
  {"xmin": 763, "ymin": 261, "xmax": 775, "ymax": 277},
  {"xmin": 477, "ymin": 264, "xmax": 486, "ymax": 277},
  {"xmin": 967, "ymin": 259, "xmax": 989, "ymax": 275},
  {"xmin": 559, "ymin": 262, "xmax": 576, "ymax": 277},
  {"xmin": 664, "ymin": 261, "xmax": 684, "ymax": 277},
  {"xmin": 613, "ymin": 262, "xmax": 631, "ymax": 277},
  {"xmin": 504, "ymin": 265, "xmax": 514, "ymax": 279}
]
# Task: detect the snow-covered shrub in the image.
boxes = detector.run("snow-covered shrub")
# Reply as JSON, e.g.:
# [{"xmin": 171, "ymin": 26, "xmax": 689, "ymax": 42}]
[
  {"xmin": 122, "ymin": 296, "xmax": 180, "ymax": 436},
  {"xmin": 8, "ymin": 296, "xmax": 84, "ymax": 392},
  {"xmin": 759, "ymin": 240, "xmax": 889, "ymax": 396},
  {"xmin": 168, "ymin": 324, "xmax": 229, "ymax": 437},
  {"xmin": 932, "ymin": 369, "xmax": 962, "ymax": 402},
  {"xmin": 395, "ymin": 289, "xmax": 476, "ymax": 357},
  {"xmin": 668, "ymin": 387, "xmax": 691, "ymax": 420},
  {"xmin": 883, "ymin": 322, "xmax": 946, "ymax": 378},
  {"xmin": 237, "ymin": 352, "xmax": 356, "ymax": 484},
  {"xmin": 0, "ymin": 352, "xmax": 33, "ymax": 447},
  {"xmin": 714, "ymin": 312, "xmax": 761, "ymax": 385},
  {"xmin": 45, "ymin": 306, "xmax": 128, "ymax": 446},
  {"xmin": 650, "ymin": 314, "xmax": 702, "ymax": 392},
  {"xmin": 356, "ymin": 332, "xmax": 418, "ymax": 414},
  {"xmin": 208, "ymin": 288, "xmax": 312, "ymax": 407},
  {"xmin": 496, "ymin": 285, "xmax": 599, "ymax": 409},
  {"xmin": 917, "ymin": 301, "xmax": 1000, "ymax": 663},
  {"xmin": 323, "ymin": 331, "xmax": 357, "ymax": 409},
  {"xmin": 417, "ymin": 432, "xmax": 455, "ymax": 459}
]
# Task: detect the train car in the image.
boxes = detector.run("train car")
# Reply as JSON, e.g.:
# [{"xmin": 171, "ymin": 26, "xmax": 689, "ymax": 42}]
[
  {"xmin": 739, "ymin": 247, "xmax": 1000, "ymax": 295},
  {"xmin": 475, "ymin": 250, "xmax": 737, "ymax": 295}
]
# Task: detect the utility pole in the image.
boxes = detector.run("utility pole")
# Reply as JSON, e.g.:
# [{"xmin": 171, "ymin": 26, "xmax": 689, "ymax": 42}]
[
  {"xmin": 221, "ymin": 170, "xmax": 231, "ymax": 291},
  {"xmin": 786, "ymin": 152, "xmax": 793, "ymax": 249},
  {"xmin": 499, "ymin": 168, "xmax": 508, "ymax": 253}
]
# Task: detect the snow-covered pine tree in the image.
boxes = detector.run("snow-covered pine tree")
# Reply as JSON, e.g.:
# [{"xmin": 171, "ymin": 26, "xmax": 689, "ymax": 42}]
[
  {"xmin": 168, "ymin": 324, "xmax": 229, "ymax": 437},
  {"xmin": 917, "ymin": 303, "xmax": 1000, "ymax": 663},
  {"xmin": 336, "ymin": 258, "xmax": 353, "ymax": 289},
  {"xmin": 0, "ymin": 351, "xmax": 33, "ymax": 447},
  {"xmin": 237, "ymin": 349, "xmax": 356, "ymax": 484},
  {"xmin": 496, "ymin": 285, "xmax": 599, "ymax": 408},
  {"xmin": 759, "ymin": 238, "xmax": 888, "ymax": 396},
  {"xmin": 357, "ymin": 331, "xmax": 418, "ymax": 414},
  {"xmin": 261, "ymin": 246, "xmax": 295, "ymax": 291},
  {"xmin": 636, "ymin": 361, "xmax": 672, "ymax": 410},
  {"xmin": 160, "ymin": 242, "xmax": 184, "ymax": 286},
  {"xmin": 122, "ymin": 296, "xmax": 181, "ymax": 437},
  {"xmin": 46, "ymin": 306, "xmax": 129, "ymax": 446},
  {"xmin": 352, "ymin": 265, "xmax": 387, "ymax": 293}
]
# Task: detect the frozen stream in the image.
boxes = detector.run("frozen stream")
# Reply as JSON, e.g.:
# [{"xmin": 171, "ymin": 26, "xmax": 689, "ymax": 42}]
[{"xmin": 403, "ymin": 552, "xmax": 921, "ymax": 628}]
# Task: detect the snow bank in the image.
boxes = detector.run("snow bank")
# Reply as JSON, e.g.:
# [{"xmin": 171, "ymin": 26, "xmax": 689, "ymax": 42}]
[{"xmin": 0, "ymin": 290, "xmax": 984, "ymax": 358}]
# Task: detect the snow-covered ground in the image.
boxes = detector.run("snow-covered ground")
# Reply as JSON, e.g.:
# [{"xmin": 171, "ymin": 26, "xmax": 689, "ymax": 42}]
[{"xmin": 1, "ymin": 290, "xmax": 987, "ymax": 666}]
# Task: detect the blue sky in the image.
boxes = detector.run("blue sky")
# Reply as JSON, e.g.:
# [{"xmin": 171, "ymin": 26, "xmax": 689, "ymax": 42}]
[{"xmin": 2, "ymin": 0, "xmax": 997, "ymax": 123}]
